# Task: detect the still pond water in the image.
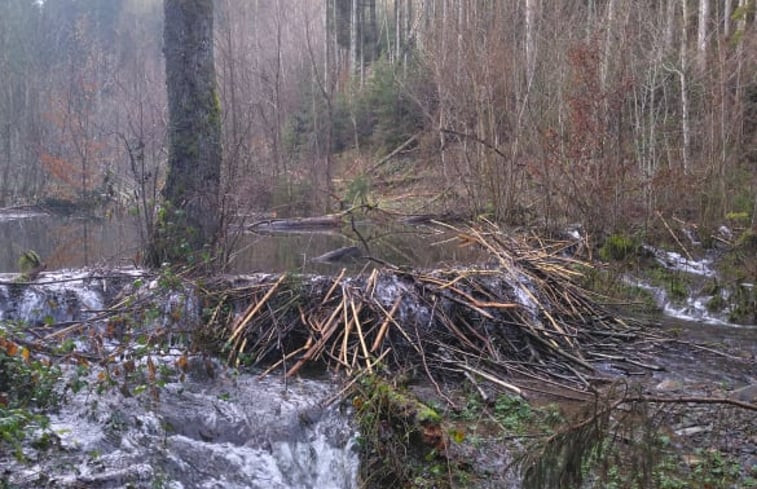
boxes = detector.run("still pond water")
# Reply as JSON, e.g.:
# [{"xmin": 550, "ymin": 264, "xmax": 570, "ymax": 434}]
[{"xmin": 0, "ymin": 210, "xmax": 482, "ymax": 274}]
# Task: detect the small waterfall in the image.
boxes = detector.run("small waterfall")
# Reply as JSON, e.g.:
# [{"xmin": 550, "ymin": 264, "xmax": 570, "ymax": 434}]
[
  {"xmin": 0, "ymin": 269, "xmax": 142, "ymax": 324},
  {"xmin": 628, "ymin": 277, "xmax": 743, "ymax": 327},
  {"xmin": 0, "ymin": 269, "xmax": 360, "ymax": 489},
  {"xmin": 625, "ymin": 246, "xmax": 755, "ymax": 328},
  {"xmin": 7, "ymin": 363, "xmax": 360, "ymax": 489},
  {"xmin": 641, "ymin": 245, "xmax": 716, "ymax": 277}
]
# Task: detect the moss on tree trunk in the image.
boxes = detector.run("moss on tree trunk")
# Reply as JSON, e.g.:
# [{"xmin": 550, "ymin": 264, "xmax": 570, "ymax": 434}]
[{"xmin": 150, "ymin": 0, "xmax": 222, "ymax": 267}]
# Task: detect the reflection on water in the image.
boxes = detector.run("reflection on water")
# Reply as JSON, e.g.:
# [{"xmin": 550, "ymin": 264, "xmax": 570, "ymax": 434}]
[
  {"xmin": 0, "ymin": 211, "xmax": 483, "ymax": 274},
  {"xmin": 0, "ymin": 212, "xmax": 141, "ymax": 272},
  {"xmin": 231, "ymin": 225, "xmax": 483, "ymax": 274},
  {"xmin": 652, "ymin": 316, "xmax": 757, "ymax": 389}
]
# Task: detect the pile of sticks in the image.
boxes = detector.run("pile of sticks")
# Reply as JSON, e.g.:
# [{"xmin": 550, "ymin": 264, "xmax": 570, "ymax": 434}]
[{"xmin": 210, "ymin": 223, "xmax": 659, "ymax": 397}]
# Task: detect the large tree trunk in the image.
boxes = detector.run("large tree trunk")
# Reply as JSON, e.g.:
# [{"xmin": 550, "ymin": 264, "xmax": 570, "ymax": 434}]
[{"xmin": 154, "ymin": 0, "xmax": 222, "ymax": 266}]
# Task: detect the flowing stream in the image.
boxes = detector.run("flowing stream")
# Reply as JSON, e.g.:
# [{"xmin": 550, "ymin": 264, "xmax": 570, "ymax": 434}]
[
  {"xmin": 628, "ymin": 246, "xmax": 756, "ymax": 328},
  {"xmin": 10, "ymin": 363, "xmax": 359, "ymax": 489},
  {"xmin": 0, "ymin": 210, "xmax": 483, "ymax": 489},
  {"xmin": 0, "ymin": 269, "xmax": 359, "ymax": 489}
]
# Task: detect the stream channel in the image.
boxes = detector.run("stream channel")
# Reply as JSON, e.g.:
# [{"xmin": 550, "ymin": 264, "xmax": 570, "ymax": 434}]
[{"xmin": 0, "ymin": 209, "xmax": 754, "ymax": 488}]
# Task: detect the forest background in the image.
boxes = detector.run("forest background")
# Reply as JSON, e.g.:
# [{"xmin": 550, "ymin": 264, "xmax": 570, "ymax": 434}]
[{"xmin": 0, "ymin": 0, "xmax": 755, "ymax": 241}]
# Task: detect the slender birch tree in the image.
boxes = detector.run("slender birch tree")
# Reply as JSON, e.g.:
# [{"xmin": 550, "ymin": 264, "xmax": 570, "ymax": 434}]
[
  {"xmin": 697, "ymin": 0, "xmax": 709, "ymax": 72},
  {"xmin": 524, "ymin": 0, "xmax": 537, "ymax": 86},
  {"xmin": 680, "ymin": 0, "xmax": 691, "ymax": 173}
]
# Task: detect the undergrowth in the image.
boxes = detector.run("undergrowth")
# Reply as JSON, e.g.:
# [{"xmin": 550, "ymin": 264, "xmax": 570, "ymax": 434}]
[
  {"xmin": 0, "ymin": 322, "xmax": 61, "ymax": 460},
  {"xmin": 578, "ymin": 266, "xmax": 658, "ymax": 314},
  {"xmin": 352, "ymin": 375, "xmax": 565, "ymax": 489},
  {"xmin": 520, "ymin": 386, "xmax": 755, "ymax": 489},
  {"xmin": 599, "ymin": 234, "xmax": 641, "ymax": 262},
  {"xmin": 352, "ymin": 375, "xmax": 755, "ymax": 489}
]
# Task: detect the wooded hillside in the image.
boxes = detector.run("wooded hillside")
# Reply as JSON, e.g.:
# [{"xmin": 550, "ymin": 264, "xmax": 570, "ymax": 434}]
[{"xmin": 1, "ymin": 0, "xmax": 755, "ymax": 236}]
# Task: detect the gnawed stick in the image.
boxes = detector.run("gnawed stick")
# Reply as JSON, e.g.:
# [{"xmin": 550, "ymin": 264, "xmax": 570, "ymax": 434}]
[
  {"xmin": 463, "ymin": 370, "xmax": 491, "ymax": 403},
  {"xmin": 625, "ymin": 395, "xmax": 757, "ymax": 412},
  {"xmin": 259, "ymin": 339, "xmax": 312, "ymax": 377},
  {"xmin": 460, "ymin": 364, "xmax": 524, "ymax": 397},
  {"xmin": 656, "ymin": 211, "xmax": 693, "ymax": 261},
  {"xmin": 351, "ymin": 298, "xmax": 373, "ymax": 374},
  {"xmin": 321, "ymin": 268, "xmax": 345, "ymax": 305},
  {"xmin": 227, "ymin": 274, "xmax": 287, "ymax": 347},
  {"xmin": 321, "ymin": 348, "xmax": 392, "ymax": 407},
  {"xmin": 371, "ymin": 295, "xmax": 401, "ymax": 352}
]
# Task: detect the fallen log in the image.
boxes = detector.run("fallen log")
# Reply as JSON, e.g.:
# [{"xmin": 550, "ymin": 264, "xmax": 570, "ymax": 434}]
[
  {"xmin": 248, "ymin": 215, "xmax": 342, "ymax": 231},
  {"xmin": 312, "ymin": 246, "xmax": 364, "ymax": 264}
]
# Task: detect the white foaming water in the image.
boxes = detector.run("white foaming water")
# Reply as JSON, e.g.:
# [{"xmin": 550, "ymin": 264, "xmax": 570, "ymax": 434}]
[
  {"xmin": 372, "ymin": 273, "xmax": 431, "ymax": 325},
  {"xmin": 0, "ymin": 269, "xmax": 359, "ymax": 489},
  {"xmin": 626, "ymin": 277, "xmax": 755, "ymax": 329},
  {"xmin": 8, "ymin": 363, "xmax": 359, "ymax": 489},
  {"xmin": 508, "ymin": 271, "xmax": 540, "ymax": 320},
  {"xmin": 0, "ymin": 275, "xmax": 103, "ymax": 323},
  {"xmin": 642, "ymin": 245, "xmax": 716, "ymax": 277},
  {"xmin": 0, "ymin": 268, "xmax": 146, "ymax": 324}
]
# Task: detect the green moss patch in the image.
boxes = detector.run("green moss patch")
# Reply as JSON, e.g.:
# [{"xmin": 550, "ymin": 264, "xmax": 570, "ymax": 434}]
[{"xmin": 599, "ymin": 234, "xmax": 640, "ymax": 262}]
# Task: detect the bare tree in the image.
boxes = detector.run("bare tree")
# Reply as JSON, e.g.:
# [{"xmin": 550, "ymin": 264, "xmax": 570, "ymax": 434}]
[
  {"xmin": 525, "ymin": 0, "xmax": 537, "ymax": 86},
  {"xmin": 600, "ymin": 0, "xmax": 617, "ymax": 91},
  {"xmin": 679, "ymin": 0, "xmax": 691, "ymax": 173},
  {"xmin": 350, "ymin": 0, "xmax": 359, "ymax": 77},
  {"xmin": 697, "ymin": 0, "xmax": 709, "ymax": 72}
]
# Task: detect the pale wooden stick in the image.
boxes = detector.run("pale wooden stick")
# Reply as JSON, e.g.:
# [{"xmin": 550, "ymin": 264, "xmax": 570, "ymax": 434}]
[
  {"xmin": 322, "ymin": 268, "xmax": 346, "ymax": 305},
  {"xmin": 371, "ymin": 295, "xmax": 401, "ymax": 352},
  {"xmin": 227, "ymin": 274, "xmax": 287, "ymax": 345},
  {"xmin": 351, "ymin": 299, "xmax": 373, "ymax": 374}
]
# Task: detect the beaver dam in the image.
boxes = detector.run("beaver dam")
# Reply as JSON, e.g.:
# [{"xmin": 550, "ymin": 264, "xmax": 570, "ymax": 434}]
[
  {"xmin": 207, "ymin": 223, "xmax": 660, "ymax": 398},
  {"xmin": 2, "ymin": 222, "xmax": 755, "ymax": 489},
  {"xmin": 2, "ymin": 222, "xmax": 750, "ymax": 397}
]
